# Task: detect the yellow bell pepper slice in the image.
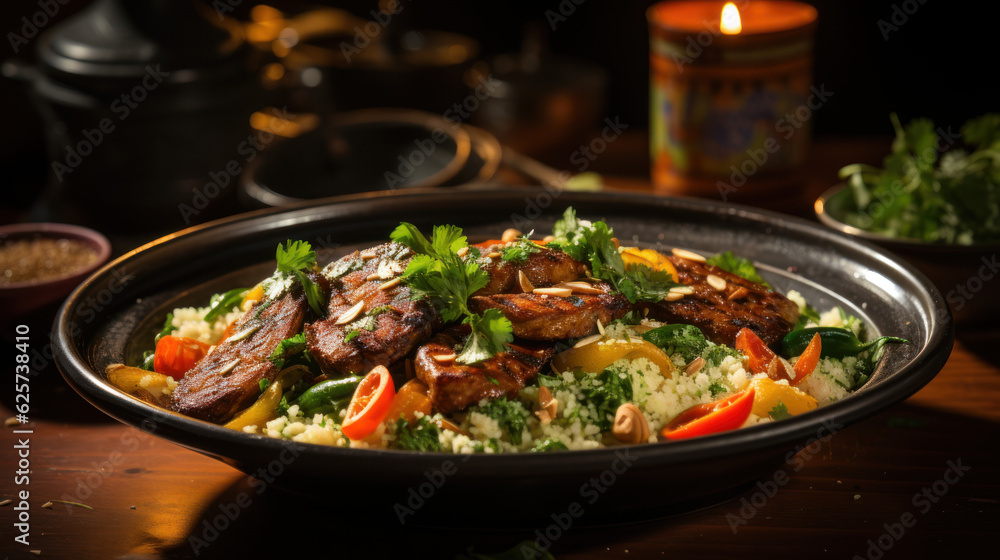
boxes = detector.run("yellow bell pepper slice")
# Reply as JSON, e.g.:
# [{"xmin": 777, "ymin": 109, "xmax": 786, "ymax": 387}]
[
  {"xmin": 553, "ymin": 339, "xmax": 675, "ymax": 377},
  {"xmin": 224, "ymin": 365, "xmax": 307, "ymax": 431},
  {"xmin": 749, "ymin": 377, "xmax": 818, "ymax": 418}
]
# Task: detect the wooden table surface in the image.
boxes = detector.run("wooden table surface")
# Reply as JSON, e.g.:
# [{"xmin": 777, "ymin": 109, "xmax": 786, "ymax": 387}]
[{"xmin": 2, "ymin": 137, "xmax": 998, "ymax": 559}]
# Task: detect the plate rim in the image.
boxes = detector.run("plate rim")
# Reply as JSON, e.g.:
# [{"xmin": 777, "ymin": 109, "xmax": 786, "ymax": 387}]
[{"xmin": 52, "ymin": 186, "xmax": 955, "ymax": 474}]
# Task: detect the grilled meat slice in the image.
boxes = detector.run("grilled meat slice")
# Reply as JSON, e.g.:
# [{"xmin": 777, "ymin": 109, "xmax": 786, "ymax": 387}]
[
  {"xmin": 472, "ymin": 242, "xmax": 588, "ymax": 296},
  {"xmin": 305, "ymin": 243, "xmax": 441, "ymax": 376},
  {"xmin": 642, "ymin": 255, "xmax": 799, "ymax": 349},
  {"xmin": 415, "ymin": 328, "xmax": 557, "ymax": 413},
  {"xmin": 171, "ymin": 273, "xmax": 326, "ymax": 423},
  {"xmin": 469, "ymin": 281, "xmax": 629, "ymax": 340}
]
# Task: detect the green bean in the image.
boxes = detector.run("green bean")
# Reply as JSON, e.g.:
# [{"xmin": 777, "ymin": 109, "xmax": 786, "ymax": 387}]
[{"xmin": 292, "ymin": 376, "xmax": 362, "ymax": 416}]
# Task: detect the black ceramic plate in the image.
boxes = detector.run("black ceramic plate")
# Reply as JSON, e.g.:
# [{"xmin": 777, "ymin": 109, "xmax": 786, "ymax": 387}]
[{"xmin": 53, "ymin": 188, "xmax": 953, "ymax": 526}]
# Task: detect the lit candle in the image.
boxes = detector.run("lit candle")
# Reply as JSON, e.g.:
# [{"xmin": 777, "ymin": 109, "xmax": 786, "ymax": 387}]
[{"xmin": 647, "ymin": 1, "xmax": 818, "ymax": 199}]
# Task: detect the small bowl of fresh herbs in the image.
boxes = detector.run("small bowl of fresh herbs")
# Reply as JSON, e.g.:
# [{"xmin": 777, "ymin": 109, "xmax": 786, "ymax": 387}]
[{"xmin": 816, "ymin": 113, "xmax": 1000, "ymax": 326}]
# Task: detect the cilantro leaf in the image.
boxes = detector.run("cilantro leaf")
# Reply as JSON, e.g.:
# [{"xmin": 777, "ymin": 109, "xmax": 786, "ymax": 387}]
[
  {"xmin": 706, "ymin": 251, "xmax": 770, "ymax": 288},
  {"xmin": 547, "ymin": 207, "xmax": 680, "ymax": 303},
  {"xmin": 392, "ymin": 222, "xmax": 513, "ymax": 364},
  {"xmin": 839, "ymin": 113, "xmax": 1000, "ymax": 244},
  {"xmin": 500, "ymin": 234, "xmax": 542, "ymax": 262},
  {"xmin": 268, "ymin": 333, "xmax": 308, "ymax": 370},
  {"xmin": 276, "ymin": 240, "xmax": 317, "ymax": 274},
  {"xmin": 769, "ymin": 401, "xmax": 792, "ymax": 421},
  {"xmin": 263, "ymin": 240, "xmax": 327, "ymax": 316}
]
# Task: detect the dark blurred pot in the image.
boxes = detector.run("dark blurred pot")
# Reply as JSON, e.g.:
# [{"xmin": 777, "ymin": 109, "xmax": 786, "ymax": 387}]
[
  {"xmin": 3, "ymin": 0, "xmax": 267, "ymax": 233},
  {"xmin": 471, "ymin": 53, "xmax": 607, "ymax": 164},
  {"xmin": 816, "ymin": 184, "xmax": 1000, "ymax": 327},
  {"xmin": 285, "ymin": 25, "xmax": 479, "ymax": 116}
]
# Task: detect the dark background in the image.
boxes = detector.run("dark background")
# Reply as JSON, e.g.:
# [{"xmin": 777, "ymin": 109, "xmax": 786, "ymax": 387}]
[{"xmin": 1, "ymin": 0, "xmax": 996, "ymax": 217}]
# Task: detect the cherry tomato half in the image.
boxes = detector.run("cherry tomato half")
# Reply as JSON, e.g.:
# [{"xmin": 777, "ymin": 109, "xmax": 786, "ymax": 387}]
[
  {"xmin": 153, "ymin": 335, "xmax": 211, "ymax": 380},
  {"xmin": 734, "ymin": 328, "xmax": 775, "ymax": 375},
  {"xmin": 791, "ymin": 333, "xmax": 822, "ymax": 386},
  {"xmin": 341, "ymin": 366, "xmax": 396, "ymax": 441},
  {"xmin": 661, "ymin": 386, "xmax": 756, "ymax": 440}
]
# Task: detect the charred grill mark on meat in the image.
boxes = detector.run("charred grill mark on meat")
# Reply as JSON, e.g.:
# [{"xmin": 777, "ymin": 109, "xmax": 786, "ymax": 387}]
[
  {"xmin": 305, "ymin": 243, "xmax": 441, "ymax": 376},
  {"xmin": 415, "ymin": 328, "xmax": 557, "ymax": 413},
  {"xmin": 170, "ymin": 273, "xmax": 327, "ymax": 423},
  {"xmin": 472, "ymin": 243, "xmax": 588, "ymax": 296},
  {"xmin": 469, "ymin": 281, "xmax": 630, "ymax": 340},
  {"xmin": 641, "ymin": 255, "xmax": 799, "ymax": 349}
]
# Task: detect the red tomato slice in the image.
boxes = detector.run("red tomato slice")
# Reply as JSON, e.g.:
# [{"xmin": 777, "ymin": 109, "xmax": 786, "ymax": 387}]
[
  {"xmin": 661, "ymin": 386, "xmax": 756, "ymax": 440},
  {"xmin": 791, "ymin": 333, "xmax": 822, "ymax": 386},
  {"xmin": 153, "ymin": 335, "xmax": 211, "ymax": 380},
  {"xmin": 734, "ymin": 328, "xmax": 775, "ymax": 375},
  {"xmin": 341, "ymin": 366, "xmax": 396, "ymax": 441}
]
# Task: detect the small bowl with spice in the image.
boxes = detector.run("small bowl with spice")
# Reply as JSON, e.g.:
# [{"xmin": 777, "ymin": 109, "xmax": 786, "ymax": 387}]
[{"xmin": 0, "ymin": 223, "xmax": 111, "ymax": 319}]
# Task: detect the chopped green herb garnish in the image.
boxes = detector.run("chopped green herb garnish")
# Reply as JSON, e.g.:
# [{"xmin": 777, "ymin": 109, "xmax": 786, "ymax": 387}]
[
  {"xmin": 708, "ymin": 381, "xmax": 727, "ymax": 397},
  {"xmin": 262, "ymin": 240, "xmax": 326, "ymax": 317},
  {"xmin": 392, "ymin": 416, "xmax": 442, "ymax": 452},
  {"xmin": 642, "ymin": 324, "xmax": 709, "ymax": 362},
  {"xmin": 530, "ymin": 439, "xmax": 568, "ymax": 453},
  {"xmin": 259, "ymin": 379, "xmax": 270, "ymax": 392},
  {"xmin": 391, "ymin": 222, "xmax": 513, "ymax": 364},
  {"xmin": 268, "ymin": 333, "xmax": 308, "ymax": 370},
  {"xmin": 141, "ymin": 350, "xmax": 155, "ymax": 371},
  {"xmin": 343, "ymin": 330, "xmax": 361, "ymax": 344},
  {"xmin": 474, "ymin": 398, "xmax": 530, "ymax": 445},
  {"xmin": 500, "ymin": 234, "xmax": 542, "ymax": 262},
  {"xmin": 547, "ymin": 207, "xmax": 680, "ymax": 303},
  {"xmin": 769, "ymin": 401, "xmax": 792, "ymax": 421}
]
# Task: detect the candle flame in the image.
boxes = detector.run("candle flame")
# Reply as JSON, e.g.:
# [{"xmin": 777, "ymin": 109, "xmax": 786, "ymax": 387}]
[{"xmin": 721, "ymin": 2, "xmax": 742, "ymax": 35}]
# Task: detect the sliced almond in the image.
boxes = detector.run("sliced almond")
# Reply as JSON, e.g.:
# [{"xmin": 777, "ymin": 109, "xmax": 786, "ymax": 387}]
[
  {"xmin": 218, "ymin": 358, "xmax": 241, "ymax": 377},
  {"xmin": 365, "ymin": 273, "xmax": 380, "ymax": 281},
  {"xmin": 538, "ymin": 386, "xmax": 558, "ymax": 418},
  {"xmin": 542, "ymin": 235, "xmax": 555, "ymax": 243},
  {"xmin": 378, "ymin": 277, "xmax": 401, "ymax": 291},
  {"xmin": 517, "ymin": 270, "xmax": 535, "ymax": 293},
  {"xmin": 685, "ymin": 357, "xmax": 706, "ymax": 375},
  {"xmin": 501, "ymin": 228, "xmax": 522, "ymax": 243},
  {"xmin": 487, "ymin": 251, "xmax": 502, "ymax": 259},
  {"xmin": 671, "ymin": 248, "xmax": 706, "ymax": 263},
  {"xmin": 573, "ymin": 334, "xmax": 604, "ymax": 348},
  {"xmin": 670, "ymin": 285, "xmax": 695, "ymax": 295},
  {"xmin": 533, "ymin": 287, "xmax": 572, "ymax": 297},
  {"xmin": 361, "ymin": 253, "xmax": 377, "ymax": 261},
  {"xmin": 728, "ymin": 286, "xmax": 749, "ymax": 300},
  {"xmin": 335, "ymin": 301, "xmax": 365, "ymax": 325},
  {"xmin": 665, "ymin": 292, "xmax": 684, "ymax": 302},
  {"xmin": 457, "ymin": 246, "xmax": 469, "ymax": 258},
  {"xmin": 706, "ymin": 274, "xmax": 727, "ymax": 291},
  {"xmin": 432, "ymin": 353, "xmax": 457, "ymax": 363},
  {"xmin": 556, "ymin": 281, "xmax": 604, "ymax": 295},
  {"xmin": 596, "ymin": 318, "xmax": 606, "ymax": 336}
]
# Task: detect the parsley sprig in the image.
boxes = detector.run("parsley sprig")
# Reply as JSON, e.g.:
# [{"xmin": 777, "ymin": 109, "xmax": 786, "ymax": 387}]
[
  {"xmin": 391, "ymin": 223, "xmax": 513, "ymax": 364},
  {"xmin": 262, "ymin": 240, "xmax": 326, "ymax": 316},
  {"xmin": 547, "ymin": 208, "xmax": 679, "ymax": 303}
]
